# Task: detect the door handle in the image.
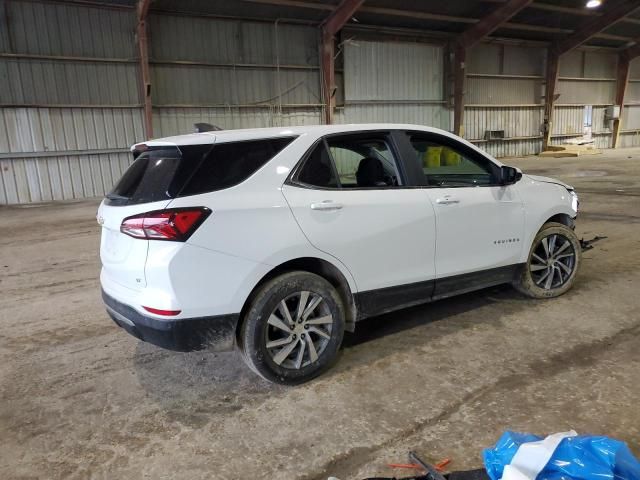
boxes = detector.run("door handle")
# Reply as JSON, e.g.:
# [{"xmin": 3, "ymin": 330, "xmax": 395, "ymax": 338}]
[
  {"xmin": 310, "ymin": 200, "xmax": 343, "ymax": 211},
  {"xmin": 435, "ymin": 197, "xmax": 460, "ymax": 205}
]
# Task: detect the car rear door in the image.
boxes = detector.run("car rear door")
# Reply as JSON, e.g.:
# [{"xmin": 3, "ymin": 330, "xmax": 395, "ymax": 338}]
[
  {"xmin": 397, "ymin": 131, "xmax": 525, "ymax": 297},
  {"xmin": 98, "ymin": 146, "xmax": 186, "ymax": 291},
  {"xmin": 282, "ymin": 131, "xmax": 437, "ymax": 315}
]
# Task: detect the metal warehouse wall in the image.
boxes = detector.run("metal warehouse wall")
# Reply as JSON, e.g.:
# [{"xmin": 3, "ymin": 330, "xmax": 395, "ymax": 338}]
[
  {"xmin": 620, "ymin": 58, "xmax": 640, "ymax": 148},
  {"xmin": 0, "ymin": 0, "xmax": 324, "ymax": 204},
  {"xmin": 0, "ymin": 0, "xmax": 143, "ymax": 204},
  {"xmin": 149, "ymin": 14, "xmax": 324, "ymax": 136},
  {"xmin": 551, "ymin": 50, "xmax": 619, "ymax": 149},
  {"xmin": 336, "ymin": 40, "xmax": 449, "ymax": 130},
  {"xmin": 1, "ymin": 1, "xmax": 638, "ymax": 204},
  {"xmin": 464, "ymin": 43, "xmax": 545, "ymax": 157},
  {"xmin": 464, "ymin": 44, "xmax": 633, "ymax": 156}
]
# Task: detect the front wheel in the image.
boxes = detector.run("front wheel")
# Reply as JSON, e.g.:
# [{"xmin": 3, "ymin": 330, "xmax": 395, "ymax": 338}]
[
  {"xmin": 513, "ymin": 222, "xmax": 582, "ymax": 299},
  {"xmin": 239, "ymin": 271, "xmax": 345, "ymax": 384}
]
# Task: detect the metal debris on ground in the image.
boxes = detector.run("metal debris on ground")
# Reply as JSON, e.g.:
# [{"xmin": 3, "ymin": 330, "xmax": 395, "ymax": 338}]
[{"xmin": 580, "ymin": 235, "xmax": 607, "ymax": 251}]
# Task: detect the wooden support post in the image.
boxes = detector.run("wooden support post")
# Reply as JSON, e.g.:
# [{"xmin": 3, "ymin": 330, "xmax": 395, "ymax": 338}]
[
  {"xmin": 320, "ymin": 0, "xmax": 364, "ymax": 124},
  {"xmin": 321, "ymin": 30, "xmax": 335, "ymax": 125},
  {"xmin": 452, "ymin": 0, "xmax": 535, "ymax": 137},
  {"xmin": 453, "ymin": 44, "xmax": 466, "ymax": 137},
  {"xmin": 137, "ymin": 0, "xmax": 153, "ymax": 139},
  {"xmin": 612, "ymin": 53, "xmax": 631, "ymax": 149},
  {"xmin": 543, "ymin": 50, "xmax": 559, "ymax": 151}
]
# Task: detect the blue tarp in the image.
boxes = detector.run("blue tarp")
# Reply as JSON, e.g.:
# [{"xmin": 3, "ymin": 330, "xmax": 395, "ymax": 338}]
[{"xmin": 483, "ymin": 431, "xmax": 640, "ymax": 480}]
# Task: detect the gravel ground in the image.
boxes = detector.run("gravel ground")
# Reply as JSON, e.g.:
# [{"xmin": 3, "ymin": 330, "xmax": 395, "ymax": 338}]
[{"xmin": 1, "ymin": 148, "xmax": 639, "ymax": 480}]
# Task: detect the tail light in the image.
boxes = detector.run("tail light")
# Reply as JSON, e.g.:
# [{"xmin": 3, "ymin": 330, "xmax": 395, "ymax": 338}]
[
  {"xmin": 142, "ymin": 306, "xmax": 181, "ymax": 316},
  {"xmin": 121, "ymin": 207, "xmax": 211, "ymax": 241}
]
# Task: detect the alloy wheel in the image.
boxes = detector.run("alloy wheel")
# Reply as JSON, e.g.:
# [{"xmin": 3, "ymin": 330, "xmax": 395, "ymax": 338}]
[
  {"xmin": 265, "ymin": 291, "xmax": 334, "ymax": 370},
  {"xmin": 530, "ymin": 234, "xmax": 576, "ymax": 290}
]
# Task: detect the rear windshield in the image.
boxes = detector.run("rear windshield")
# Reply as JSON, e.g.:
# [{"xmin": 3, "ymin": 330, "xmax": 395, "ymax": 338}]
[{"xmin": 106, "ymin": 137, "xmax": 295, "ymax": 206}]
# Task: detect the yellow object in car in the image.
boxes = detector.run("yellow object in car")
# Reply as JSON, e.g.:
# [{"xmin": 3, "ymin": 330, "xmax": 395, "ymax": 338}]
[
  {"xmin": 424, "ymin": 147, "xmax": 442, "ymax": 168},
  {"xmin": 442, "ymin": 147, "xmax": 461, "ymax": 166}
]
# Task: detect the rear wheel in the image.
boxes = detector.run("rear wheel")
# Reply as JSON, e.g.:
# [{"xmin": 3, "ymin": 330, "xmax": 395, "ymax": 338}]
[
  {"xmin": 239, "ymin": 271, "xmax": 345, "ymax": 384},
  {"xmin": 513, "ymin": 222, "xmax": 581, "ymax": 299}
]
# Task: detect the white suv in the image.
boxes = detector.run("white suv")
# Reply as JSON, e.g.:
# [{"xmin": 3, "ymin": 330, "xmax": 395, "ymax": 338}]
[{"xmin": 98, "ymin": 124, "xmax": 580, "ymax": 384}]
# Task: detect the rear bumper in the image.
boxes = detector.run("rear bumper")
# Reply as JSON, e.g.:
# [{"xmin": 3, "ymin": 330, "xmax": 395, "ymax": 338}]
[{"xmin": 102, "ymin": 290, "xmax": 239, "ymax": 352}]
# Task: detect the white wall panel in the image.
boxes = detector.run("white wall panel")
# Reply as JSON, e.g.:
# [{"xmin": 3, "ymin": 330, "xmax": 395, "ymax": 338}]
[
  {"xmin": 339, "ymin": 40, "xmax": 448, "ymax": 131},
  {"xmin": 0, "ymin": 58, "xmax": 140, "ymax": 105},
  {"xmin": 625, "ymin": 81, "xmax": 640, "ymax": 103},
  {"xmin": 0, "ymin": 152, "xmax": 131, "ymax": 204},
  {"xmin": 344, "ymin": 41, "xmax": 444, "ymax": 102},
  {"xmin": 552, "ymin": 106, "xmax": 583, "ymax": 136},
  {"xmin": 152, "ymin": 65, "xmax": 321, "ymax": 106},
  {"xmin": 471, "ymin": 138, "xmax": 542, "ymax": 158},
  {"xmin": 0, "ymin": 107, "xmax": 145, "ymax": 152},
  {"xmin": 622, "ymin": 105, "xmax": 640, "ymax": 130},
  {"xmin": 336, "ymin": 104, "xmax": 449, "ymax": 130},
  {"xmin": 464, "ymin": 107, "xmax": 542, "ymax": 140},
  {"xmin": 149, "ymin": 15, "xmax": 318, "ymax": 66},
  {"xmin": 619, "ymin": 132, "xmax": 640, "ymax": 147},
  {"xmin": 466, "ymin": 77, "xmax": 542, "ymax": 105},
  {"xmin": 5, "ymin": 0, "xmax": 136, "ymax": 58},
  {"xmin": 556, "ymin": 79, "xmax": 615, "ymax": 105},
  {"xmin": 153, "ymin": 107, "xmax": 322, "ymax": 138}
]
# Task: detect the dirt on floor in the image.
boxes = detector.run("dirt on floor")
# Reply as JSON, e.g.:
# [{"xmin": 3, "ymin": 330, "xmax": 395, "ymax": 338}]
[{"xmin": 1, "ymin": 148, "xmax": 639, "ymax": 480}]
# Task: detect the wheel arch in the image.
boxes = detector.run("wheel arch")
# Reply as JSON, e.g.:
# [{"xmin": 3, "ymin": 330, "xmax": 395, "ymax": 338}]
[
  {"xmin": 237, "ymin": 257, "xmax": 358, "ymax": 342},
  {"xmin": 544, "ymin": 213, "xmax": 574, "ymax": 228},
  {"xmin": 520, "ymin": 206, "xmax": 576, "ymax": 263}
]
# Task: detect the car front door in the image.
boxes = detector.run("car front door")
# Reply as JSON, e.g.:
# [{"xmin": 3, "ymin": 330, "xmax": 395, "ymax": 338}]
[
  {"xmin": 282, "ymin": 131, "xmax": 436, "ymax": 316},
  {"xmin": 399, "ymin": 131, "xmax": 525, "ymax": 298}
]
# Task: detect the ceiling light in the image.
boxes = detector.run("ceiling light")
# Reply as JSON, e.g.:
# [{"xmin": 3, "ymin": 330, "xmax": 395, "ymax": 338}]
[{"xmin": 586, "ymin": 0, "xmax": 602, "ymax": 8}]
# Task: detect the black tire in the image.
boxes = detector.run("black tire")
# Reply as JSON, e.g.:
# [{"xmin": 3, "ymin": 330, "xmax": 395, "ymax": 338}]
[
  {"xmin": 513, "ymin": 222, "xmax": 582, "ymax": 299},
  {"xmin": 239, "ymin": 271, "xmax": 345, "ymax": 384}
]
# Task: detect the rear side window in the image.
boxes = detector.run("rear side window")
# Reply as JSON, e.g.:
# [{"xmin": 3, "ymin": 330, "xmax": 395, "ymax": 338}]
[
  {"xmin": 107, "ymin": 147, "xmax": 184, "ymax": 205},
  {"xmin": 179, "ymin": 137, "xmax": 294, "ymax": 197},
  {"xmin": 297, "ymin": 142, "xmax": 339, "ymax": 188},
  {"xmin": 106, "ymin": 137, "xmax": 295, "ymax": 205},
  {"xmin": 293, "ymin": 133, "xmax": 402, "ymax": 189}
]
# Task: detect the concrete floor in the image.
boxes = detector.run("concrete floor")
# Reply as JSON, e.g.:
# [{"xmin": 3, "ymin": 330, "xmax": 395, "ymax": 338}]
[{"xmin": 1, "ymin": 148, "xmax": 639, "ymax": 480}]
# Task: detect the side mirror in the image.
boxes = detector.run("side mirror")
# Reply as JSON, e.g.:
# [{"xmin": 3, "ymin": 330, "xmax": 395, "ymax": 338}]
[{"xmin": 500, "ymin": 166, "xmax": 522, "ymax": 185}]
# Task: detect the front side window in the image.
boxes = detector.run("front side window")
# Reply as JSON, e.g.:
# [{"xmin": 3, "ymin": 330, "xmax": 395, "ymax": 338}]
[
  {"xmin": 409, "ymin": 134, "xmax": 496, "ymax": 187},
  {"xmin": 295, "ymin": 133, "xmax": 402, "ymax": 189}
]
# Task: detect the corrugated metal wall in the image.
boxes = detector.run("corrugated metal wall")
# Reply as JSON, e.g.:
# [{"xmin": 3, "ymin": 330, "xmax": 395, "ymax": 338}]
[
  {"xmin": 149, "ymin": 14, "xmax": 323, "ymax": 137},
  {"xmin": 464, "ymin": 43, "xmax": 544, "ymax": 156},
  {"xmin": 1, "ymin": 1, "xmax": 639, "ymax": 204},
  {"xmin": 0, "ymin": 1, "xmax": 323, "ymax": 204},
  {"xmin": 464, "ymin": 45, "xmax": 627, "ymax": 156},
  {"xmin": 0, "ymin": 0, "xmax": 140, "ymax": 204},
  {"xmin": 552, "ymin": 49, "xmax": 617, "ymax": 149},
  {"xmin": 338, "ymin": 40, "xmax": 449, "ymax": 130},
  {"xmin": 620, "ymin": 57, "xmax": 640, "ymax": 148}
]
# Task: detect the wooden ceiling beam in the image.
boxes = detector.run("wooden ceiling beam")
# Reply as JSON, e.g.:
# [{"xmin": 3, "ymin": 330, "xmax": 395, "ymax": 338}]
[
  {"xmin": 239, "ymin": 0, "xmax": 637, "ymax": 44},
  {"xmin": 321, "ymin": 0, "xmax": 364, "ymax": 35},
  {"xmin": 554, "ymin": 0, "xmax": 640, "ymax": 55},
  {"xmin": 458, "ymin": 0, "xmax": 534, "ymax": 49},
  {"xmin": 487, "ymin": 0, "xmax": 640, "ymax": 25}
]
